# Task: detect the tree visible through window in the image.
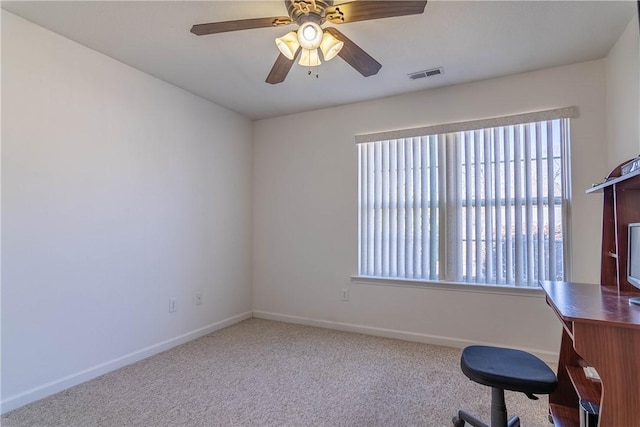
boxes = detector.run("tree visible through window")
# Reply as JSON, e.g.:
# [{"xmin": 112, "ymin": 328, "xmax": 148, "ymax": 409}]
[{"xmin": 357, "ymin": 113, "xmax": 571, "ymax": 287}]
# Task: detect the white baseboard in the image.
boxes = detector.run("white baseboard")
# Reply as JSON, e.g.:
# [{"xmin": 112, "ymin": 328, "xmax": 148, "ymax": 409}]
[
  {"xmin": 1, "ymin": 311, "xmax": 252, "ymax": 414},
  {"xmin": 252, "ymin": 310, "xmax": 559, "ymax": 364}
]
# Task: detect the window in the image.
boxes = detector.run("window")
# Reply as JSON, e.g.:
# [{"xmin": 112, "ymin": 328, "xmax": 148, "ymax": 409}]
[{"xmin": 357, "ymin": 108, "xmax": 574, "ymax": 287}]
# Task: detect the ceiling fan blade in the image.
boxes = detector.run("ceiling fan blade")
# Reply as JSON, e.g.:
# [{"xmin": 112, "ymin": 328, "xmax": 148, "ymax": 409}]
[
  {"xmin": 325, "ymin": 1, "xmax": 427, "ymax": 24},
  {"xmin": 266, "ymin": 48, "xmax": 301, "ymax": 84},
  {"xmin": 324, "ymin": 27, "xmax": 381, "ymax": 77},
  {"xmin": 190, "ymin": 16, "xmax": 292, "ymax": 36}
]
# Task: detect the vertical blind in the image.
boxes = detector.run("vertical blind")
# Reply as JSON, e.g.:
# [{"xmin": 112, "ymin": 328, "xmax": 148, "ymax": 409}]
[
  {"xmin": 358, "ymin": 135, "xmax": 440, "ymax": 280},
  {"xmin": 357, "ymin": 109, "xmax": 573, "ymax": 287}
]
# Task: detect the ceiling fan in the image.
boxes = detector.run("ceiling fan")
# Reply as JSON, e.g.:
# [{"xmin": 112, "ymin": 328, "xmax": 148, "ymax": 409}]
[{"xmin": 190, "ymin": 0, "xmax": 428, "ymax": 84}]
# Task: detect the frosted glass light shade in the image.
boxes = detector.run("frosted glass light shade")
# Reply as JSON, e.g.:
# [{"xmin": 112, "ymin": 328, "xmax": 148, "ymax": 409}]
[
  {"xmin": 297, "ymin": 22, "xmax": 323, "ymax": 49},
  {"xmin": 298, "ymin": 48, "xmax": 321, "ymax": 67},
  {"xmin": 275, "ymin": 31, "xmax": 300, "ymax": 60},
  {"xmin": 319, "ymin": 32, "xmax": 344, "ymax": 61}
]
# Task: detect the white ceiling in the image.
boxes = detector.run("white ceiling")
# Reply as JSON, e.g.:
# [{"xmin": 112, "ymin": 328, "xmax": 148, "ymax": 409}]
[{"xmin": 2, "ymin": 1, "xmax": 636, "ymax": 120}]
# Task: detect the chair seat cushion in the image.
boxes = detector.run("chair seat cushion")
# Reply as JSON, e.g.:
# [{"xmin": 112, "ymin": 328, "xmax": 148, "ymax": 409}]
[{"xmin": 460, "ymin": 345, "xmax": 558, "ymax": 395}]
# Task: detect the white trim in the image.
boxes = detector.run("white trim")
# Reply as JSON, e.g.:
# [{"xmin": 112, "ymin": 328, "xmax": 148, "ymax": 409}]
[
  {"xmin": 252, "ymin": 310, "xmax": 558, "ymax": 363},
  {"xmin": 561, "ymin": 119, "xmax": 573, "ymax": 281},
  {"xmin": 355, "ymin": 106, "xmax": 578, "ymax": 144},
  {"xmin": 351, "ymin": 276, "xmax": 546, "ymax": 298},
  {"xmin": 0, "ymin": 311, "xmax": 253, "ymax": 414}
]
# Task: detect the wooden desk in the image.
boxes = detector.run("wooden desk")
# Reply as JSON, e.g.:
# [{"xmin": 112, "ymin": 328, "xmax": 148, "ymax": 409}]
[{"xmin": 540, "ymin": 281, "xmax": 640, "ymax": 427}]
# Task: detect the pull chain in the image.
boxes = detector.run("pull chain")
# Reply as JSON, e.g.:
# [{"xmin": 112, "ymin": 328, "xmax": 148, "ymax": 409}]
[{"xmin": 304, "ymin": 49, "xmax": 319, "ymax": 79}]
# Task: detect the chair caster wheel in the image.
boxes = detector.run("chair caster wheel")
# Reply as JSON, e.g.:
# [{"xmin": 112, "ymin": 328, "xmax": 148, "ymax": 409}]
[{"xmin": 452, "ymin": 415, "xmax": 465, "ymax": 427}]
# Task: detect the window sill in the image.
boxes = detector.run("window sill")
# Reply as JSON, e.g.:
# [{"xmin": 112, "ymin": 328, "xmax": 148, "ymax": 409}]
[{"xmin": 350, "ymin": 276, "xmax": 546, "ymax": 298}]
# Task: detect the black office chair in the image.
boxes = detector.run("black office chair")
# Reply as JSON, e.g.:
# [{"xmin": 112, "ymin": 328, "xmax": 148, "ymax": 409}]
[{"xmin": 452, "ymin": 345, "xmax": 558, "ymax": 427}]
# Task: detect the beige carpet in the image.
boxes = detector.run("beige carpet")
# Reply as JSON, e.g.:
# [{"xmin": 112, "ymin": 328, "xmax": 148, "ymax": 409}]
[{"xmin": 2, "ymin": 318, "xmax": 554, "ymax": 426}]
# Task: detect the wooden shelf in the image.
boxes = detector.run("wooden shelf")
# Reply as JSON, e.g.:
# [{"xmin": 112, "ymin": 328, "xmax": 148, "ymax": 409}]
[
  {"xmin": 549, "ymin": 403, "xmax": 579, "ymax": 427},
  {"xmin": 566, "ymin": 366, "xmax": 601, "ymax": 404},
  {"xmin": 586, "ymin": 167, "xmax": 640, "ymax": 193}
]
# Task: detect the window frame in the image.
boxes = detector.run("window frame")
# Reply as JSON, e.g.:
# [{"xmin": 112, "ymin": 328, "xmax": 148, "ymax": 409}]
[{"xmin": 354, "ymin": 107, "xmax": 576, "ymax": 290}]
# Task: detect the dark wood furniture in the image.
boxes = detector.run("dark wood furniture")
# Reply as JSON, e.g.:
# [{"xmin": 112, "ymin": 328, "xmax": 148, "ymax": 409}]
[
  {"xmin": 540, "ymin": 281, "xmax": 640, "ymax": 426},
  {"xmin": 540, "ymin": 160, "xmax": 640, "ymax": 427},
  {"xmin": 591, "ymin": 162, "xmax": 640, "ymax": 293}
]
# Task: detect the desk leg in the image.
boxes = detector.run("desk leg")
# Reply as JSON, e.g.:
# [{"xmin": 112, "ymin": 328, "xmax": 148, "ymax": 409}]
[
  {"xmin": 574, "ymin": 322, "xmax": 640, "ymax": 427},
  {"xmin": 549, "ymin": 328, "xmax": 579, "ymax": 409}
]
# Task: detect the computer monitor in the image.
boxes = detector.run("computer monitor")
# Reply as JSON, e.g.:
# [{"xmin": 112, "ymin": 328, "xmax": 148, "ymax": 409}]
[{"xmin": 628, "ymin": 223, "xmax": 640, "ymax": 305}]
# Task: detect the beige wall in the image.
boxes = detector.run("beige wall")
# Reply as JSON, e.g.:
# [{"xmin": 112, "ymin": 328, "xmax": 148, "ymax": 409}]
[
  {"xmin": 606, "ymin": 14, "xmax": 640, "ymax": 170},
  {"xmin": 253, "ymin": 60, "xmax": 608, "ymax": 360},
  {"xmin": 2, "ymin": 12, "xmax": 253, "ymax": 411}
]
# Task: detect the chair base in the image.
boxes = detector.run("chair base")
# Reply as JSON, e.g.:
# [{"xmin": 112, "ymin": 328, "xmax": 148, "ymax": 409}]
[
  {"xmin": 452, "ymin": 412, "xmax": 520, "ymax": 427},
  {"xmin": 452, "ymin": 387, "xmax": 520, "ymax": 427}
]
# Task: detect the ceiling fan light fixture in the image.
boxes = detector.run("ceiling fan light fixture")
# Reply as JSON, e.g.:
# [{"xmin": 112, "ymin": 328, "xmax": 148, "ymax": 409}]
[
  {"xmin": 275, "ymin": 31, "xmax": 300, "ymax": 60},
  {"xmin": 319, "ymin": 31, "xmax": 344, "ymax": 61},
  {"xmin": 297, "ymin": 22, "xmax": 323, "ymax": 49},
  {"xmin": 298, "ymin": 48, "xmax": 321, "ymax": 67}
]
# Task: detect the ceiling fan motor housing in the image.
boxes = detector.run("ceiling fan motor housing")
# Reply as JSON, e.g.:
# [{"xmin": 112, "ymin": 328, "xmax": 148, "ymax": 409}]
[{"xmin": 287, "ymin": 0, "xmax": 334, "ymax": 25}]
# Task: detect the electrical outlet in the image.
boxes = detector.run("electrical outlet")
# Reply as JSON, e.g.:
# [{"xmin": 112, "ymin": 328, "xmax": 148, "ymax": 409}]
[
  {"xmin": 341, "ymin": 288, "xmax": 349, "ymax": 302},
  {"xmin": 169, "ymin": 297, "xmax": 178, "ymax": 313},
  {"xmin": 195, "ymin": 292, "xmax": 202, "ymax": 305}
]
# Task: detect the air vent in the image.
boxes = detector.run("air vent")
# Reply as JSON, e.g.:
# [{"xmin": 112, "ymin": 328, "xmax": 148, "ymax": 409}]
[{"xmin": 408, "ymin": 67, "xmax": 444, "ymax": 80}]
